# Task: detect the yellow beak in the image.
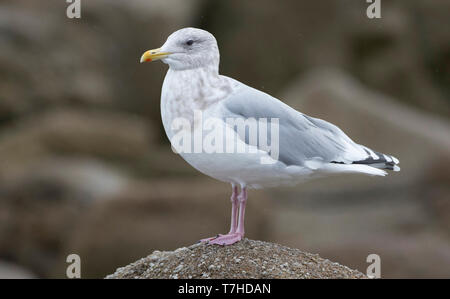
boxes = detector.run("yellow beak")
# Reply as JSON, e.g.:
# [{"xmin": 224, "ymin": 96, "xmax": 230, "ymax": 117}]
[{"xmin": 140, "ymin": 48, "xmax": 171, "ymax": 63}]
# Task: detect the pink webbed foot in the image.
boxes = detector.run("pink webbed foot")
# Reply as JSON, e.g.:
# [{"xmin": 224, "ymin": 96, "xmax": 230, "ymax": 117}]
[
  {"xmin": 199, "ymin": 235, "xmax": 222, "ymax": 243},
  {"xmin": 200, "ymin": 185, "xmax": 246, "ymax": 246},
  {"xmin": 208, "ymin": 233, "xmax": 243, "ymax": 246}
]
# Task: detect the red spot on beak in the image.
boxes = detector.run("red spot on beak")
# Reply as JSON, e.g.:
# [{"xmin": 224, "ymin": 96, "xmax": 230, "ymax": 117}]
[{"xmin": 146, "ymin": 58, "xmax": 152, "ymax": 62}]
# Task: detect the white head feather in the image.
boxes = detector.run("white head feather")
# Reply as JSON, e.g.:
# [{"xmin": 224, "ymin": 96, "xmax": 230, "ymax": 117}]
[{"xmin": 160, "ymin": 27, "xmax": 220, "ymax": 72}]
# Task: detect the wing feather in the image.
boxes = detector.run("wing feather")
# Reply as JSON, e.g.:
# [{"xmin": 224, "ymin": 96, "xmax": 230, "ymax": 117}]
[{"xmin": 216, "ymin": 83, "xmax": 368, "ymax": 166}]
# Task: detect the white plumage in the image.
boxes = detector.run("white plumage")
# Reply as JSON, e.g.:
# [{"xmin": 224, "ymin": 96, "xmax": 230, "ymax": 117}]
[
  {"xmin": 141, "ymin": 27, "xmax": 400, "ymax": 245},
  {"xmin": 155, "ymin": 28, "xmax": 399, "ymax": 189}
]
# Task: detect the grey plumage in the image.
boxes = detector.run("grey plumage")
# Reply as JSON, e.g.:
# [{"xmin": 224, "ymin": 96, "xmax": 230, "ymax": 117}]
[{"xmin": 220, "ymin": 83, "xmax": 399, "ymax": 171}]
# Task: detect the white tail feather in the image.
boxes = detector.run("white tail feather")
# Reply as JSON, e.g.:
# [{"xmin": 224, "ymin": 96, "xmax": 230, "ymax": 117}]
[{"xmin": 322, "ymin": 163, "xmax": 387, "ymax": 177}]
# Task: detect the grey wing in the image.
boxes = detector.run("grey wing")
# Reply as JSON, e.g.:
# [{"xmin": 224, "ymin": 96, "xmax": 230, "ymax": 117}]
[{"xmin": 218, "ymin": 84, "xmax": 369, "ymax": 166}]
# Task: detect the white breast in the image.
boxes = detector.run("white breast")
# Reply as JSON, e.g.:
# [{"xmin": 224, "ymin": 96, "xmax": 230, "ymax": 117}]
[
  {"xmin": 161, "ymin": 67, "xmax": 236, "ymax": 139},
  {"xmin": 159, "ymin": 69, "xmax": 313, "ymax": 188}
]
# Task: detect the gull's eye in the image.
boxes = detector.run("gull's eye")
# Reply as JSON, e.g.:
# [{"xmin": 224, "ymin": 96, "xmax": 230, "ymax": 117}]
[{"xmin": 186, "ymin": 40, "xmax": 194, "ymax": 46}]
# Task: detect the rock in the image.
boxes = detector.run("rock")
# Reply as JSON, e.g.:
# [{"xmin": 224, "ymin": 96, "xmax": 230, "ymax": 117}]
[
  {"xmin": 106, "ymin": 239, "xmax": 366, "ymax": 279},
  {"xmin": 0, "ymin": 260, "xmax": 36, "ymax": 279},
  {"xmin": 65, "ymin": 179, "xmax": 272, "ymax": 278},
  {"xmin": 0, "ymin": 108, "xmax": 154, "ymax": 182},
  {"xmin": 0, "ymin": 157, "xmax": 128, "ymax": 278},
  {"xmin": 3, "ymin": 157, "xmax": 128, "ymax": 201},
  {"xmin": 268, "ymin": 68, "xmax": 450, "ymax": 278},
  {"xmin": 37, "ymin": 109, "xmax": 154, "ymax": 161},
  {"xmin": 0, "ymin": 0, "xmax": 204, "ymax": 127},
  {"xmin": 0, "ymin": 179, "xmax": 86, "ymax": 277},
  {"xmin": 281, "ymin": 68, "xmax": 450, "ymax": 157},
  {"xmin": 318, "ymin": 234, "xmax": 450, "ymax": 279},
  {"xmin": 201, "ymin": 0, "xmax": 450, "ymax": 118}
]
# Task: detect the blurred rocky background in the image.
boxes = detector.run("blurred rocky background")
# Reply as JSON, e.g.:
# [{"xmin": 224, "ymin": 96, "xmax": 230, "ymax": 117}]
[{"xmin": 0, "ymin": 0, "xmax": 449, "ymax": 278}]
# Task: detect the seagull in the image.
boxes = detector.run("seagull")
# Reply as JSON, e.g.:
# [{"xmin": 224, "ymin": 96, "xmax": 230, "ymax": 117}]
[{"xmin": 140, "ymin": 28, "xmax": 400, "ymax": 245}]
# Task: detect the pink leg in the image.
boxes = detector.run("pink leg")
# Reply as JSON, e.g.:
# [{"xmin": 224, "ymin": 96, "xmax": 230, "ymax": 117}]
[
  {"xmin": 200, "ymin": 185, "xmax": 239, "ymax": 242},
  {"xmin": 235, "ymin": 187, "xmax": 247, "ymax": 235},
  {"xmin": 228, "ymin": 185, "xmax": 239, "ymax": 234},
  {"xmin": 209, "ymin": 186, "xmax": 247, "ymax": 245}
]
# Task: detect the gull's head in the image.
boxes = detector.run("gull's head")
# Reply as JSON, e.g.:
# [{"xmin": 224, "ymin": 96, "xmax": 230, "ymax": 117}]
[{"xmin": 140, "ymin": 27, "xmax": 219, "ymax": 71}]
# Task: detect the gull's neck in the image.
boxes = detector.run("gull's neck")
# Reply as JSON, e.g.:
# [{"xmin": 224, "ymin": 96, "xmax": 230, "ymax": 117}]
[{"xmin": 161, "ymin": 65, "xmax": 237, "ymax": 129}]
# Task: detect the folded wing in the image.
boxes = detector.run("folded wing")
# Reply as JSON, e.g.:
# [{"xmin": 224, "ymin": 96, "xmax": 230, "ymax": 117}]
[{"xmin": 218, "ymin": 82, "xmax": 399, "ymax": 172}]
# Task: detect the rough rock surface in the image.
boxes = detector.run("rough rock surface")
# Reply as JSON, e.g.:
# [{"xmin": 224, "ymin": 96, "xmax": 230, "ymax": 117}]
[{"xmin": 106, "ymin": 239, "xmax": 366, "ymax": 279}]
